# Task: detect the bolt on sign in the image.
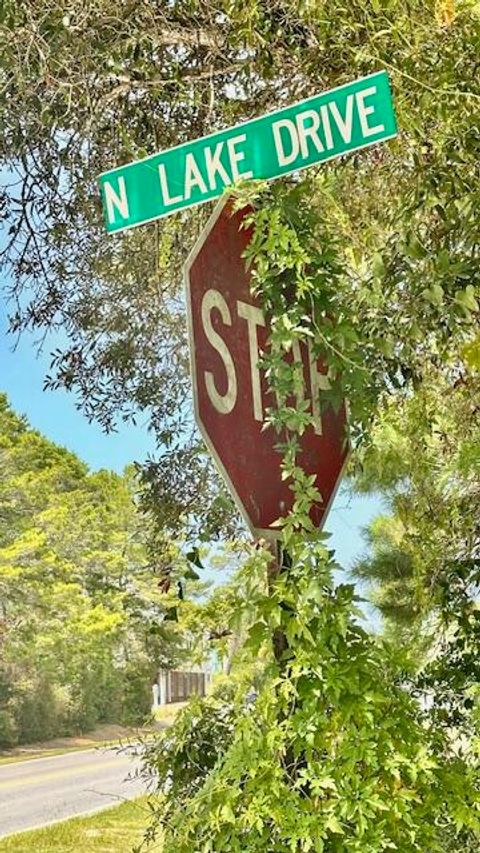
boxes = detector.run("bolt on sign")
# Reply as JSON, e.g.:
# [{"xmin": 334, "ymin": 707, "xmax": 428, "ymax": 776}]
[
  {"xmin": 99, "ymin": 70, "xmax": 397, "ymax": 234},
  {"xmin": 185, "ymin": 200, "xmax": 349, "ymax": 539}
]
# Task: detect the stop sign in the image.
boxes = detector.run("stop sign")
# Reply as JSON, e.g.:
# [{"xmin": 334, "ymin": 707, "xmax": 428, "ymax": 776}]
[{"xmin": 185, "ymin": 199, "xmax": 348, "ymax": 539}]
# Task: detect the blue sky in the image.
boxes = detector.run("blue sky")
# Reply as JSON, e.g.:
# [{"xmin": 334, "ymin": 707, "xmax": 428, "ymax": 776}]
[
  {"xmin": 0, "ymin": 295, "xmax": 156, "ymax": 471},
  {"xmin": 1, "ymin": 290, "xmax": 383, "ymax": 587}
]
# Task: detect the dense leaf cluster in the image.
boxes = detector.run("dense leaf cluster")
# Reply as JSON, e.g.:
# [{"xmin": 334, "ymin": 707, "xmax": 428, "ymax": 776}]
[
  {"xmin": 0, "ymin": 394, "xmax": 181, "ymax": 746},
  {"xmin": 352, "ymin": 367, "xmax": 480, "ymax": 733},
  {"xmin": 144, "ymin": 542, "xmax": 479, "ymax": 851}
]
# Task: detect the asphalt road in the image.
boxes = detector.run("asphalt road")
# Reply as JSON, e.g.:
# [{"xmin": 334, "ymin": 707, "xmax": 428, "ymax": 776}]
[{"xmin": 0, "ymin": 746, "xmax": 147, "ymax": 838}]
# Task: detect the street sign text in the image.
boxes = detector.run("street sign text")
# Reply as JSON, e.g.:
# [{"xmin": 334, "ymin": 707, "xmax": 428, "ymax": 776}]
[{"xmin": 99, "ymin": 71, "xmax": 396, "ymax": 234}]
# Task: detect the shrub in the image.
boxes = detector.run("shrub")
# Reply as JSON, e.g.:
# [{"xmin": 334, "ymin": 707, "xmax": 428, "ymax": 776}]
[
  {"xmin": 119, "ymin": 660, "xmax": 156, "ymax": 727},
  {"xmin": 11, "ymin": 677, "xmax": 64, "ymax": 743},
  {"xmin": 0, "ymin": 709, "xmax": 18, "ymax": 748},
  {"xmin": 138, "ymin": 678, "xmax": 239, "ymax": 848},
  {"xmin": 140, "ymin": 548, "xmax": 480, "ymax": 852}
]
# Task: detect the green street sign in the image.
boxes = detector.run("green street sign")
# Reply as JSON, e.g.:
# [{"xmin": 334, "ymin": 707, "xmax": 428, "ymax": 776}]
[{"xmin": 99, "ymin": 70, "xmax": 397, "ymax": 234}]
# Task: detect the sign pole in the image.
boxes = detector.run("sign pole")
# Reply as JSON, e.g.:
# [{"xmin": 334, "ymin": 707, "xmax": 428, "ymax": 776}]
[
  {"xmin": 266, "ymin": 538, "xmax": 299, "ymax": 779},
  {"xmin": 266, "ymin": 539, "xmax": 289, "ymax": 668}
]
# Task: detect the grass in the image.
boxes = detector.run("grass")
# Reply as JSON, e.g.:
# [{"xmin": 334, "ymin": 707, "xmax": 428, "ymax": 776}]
[
  {"xmin": 0, "ymin": 748, "xmax": 82, "ymax": 767},
  {"xmin": 0, "ymin": 723, "xmax": 163, "ymax": 766},
  {"xmin": 0, "ymin": 707, "xmax": 186, "ymax": 767},
  {"xmin": 0, "ymin": 796, "xmax": 157, "ymax": 853}
]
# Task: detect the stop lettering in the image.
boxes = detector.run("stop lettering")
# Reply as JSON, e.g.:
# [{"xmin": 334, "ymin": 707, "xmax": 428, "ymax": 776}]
[{"xmin": 185, "ymin": 199, "xmax": 348, "ymax": 539}]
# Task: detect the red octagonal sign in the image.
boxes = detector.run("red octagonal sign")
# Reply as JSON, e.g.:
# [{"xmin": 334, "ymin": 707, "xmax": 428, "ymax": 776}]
[{"xmin": 185, "ymin": 199, "xmax": 348, "ymax": 539}]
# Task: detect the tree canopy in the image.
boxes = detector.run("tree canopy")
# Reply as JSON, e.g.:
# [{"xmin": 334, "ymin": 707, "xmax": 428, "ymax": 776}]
[
  {"xmin": 1, "ymin": 0, "xmax": 479, "ymax": 536},
  {"xmin": 0, "ymin": 394, "xmax": 185, "ymax": 745}
]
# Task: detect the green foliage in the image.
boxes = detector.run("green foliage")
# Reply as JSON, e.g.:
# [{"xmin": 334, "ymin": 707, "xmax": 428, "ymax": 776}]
[
  {"xmin": 146, "ymin": 546, "xmax": 479, "ymax": 852},
  {"xmin": 353, "ymin": 516, "xmax": 418, "ymax": 624},
  {"xmin": 0, "ymin": 394, "xmax": 182, "ymax": 746},
  {"xmin": 10, "ymin": 679, "xmax": 62, "ymax": 744},
  {"xmin": 139, "ymin": 669, "xmax": 267, "ymax": 849},
  {"xmin": 0, "ymin": 710, "xmax": 17, "ymax": 748},
  {"xmin": 129, "ymin": 31, "xmax": 480, "ymax": 833},
  {"xmin": 350, "ymin": 368, "xmax": 480, "ymax": 729},
  {"xmin": 120, "ymin": 660, "xmax": 160, "ymax": 728},
  {"xmin": 144, "ymin": 684, "xmax": 237, "ymax": 806},
  {"xmin": 137, "ymin": 67, "xmax": 480, "ymax": 833}
]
